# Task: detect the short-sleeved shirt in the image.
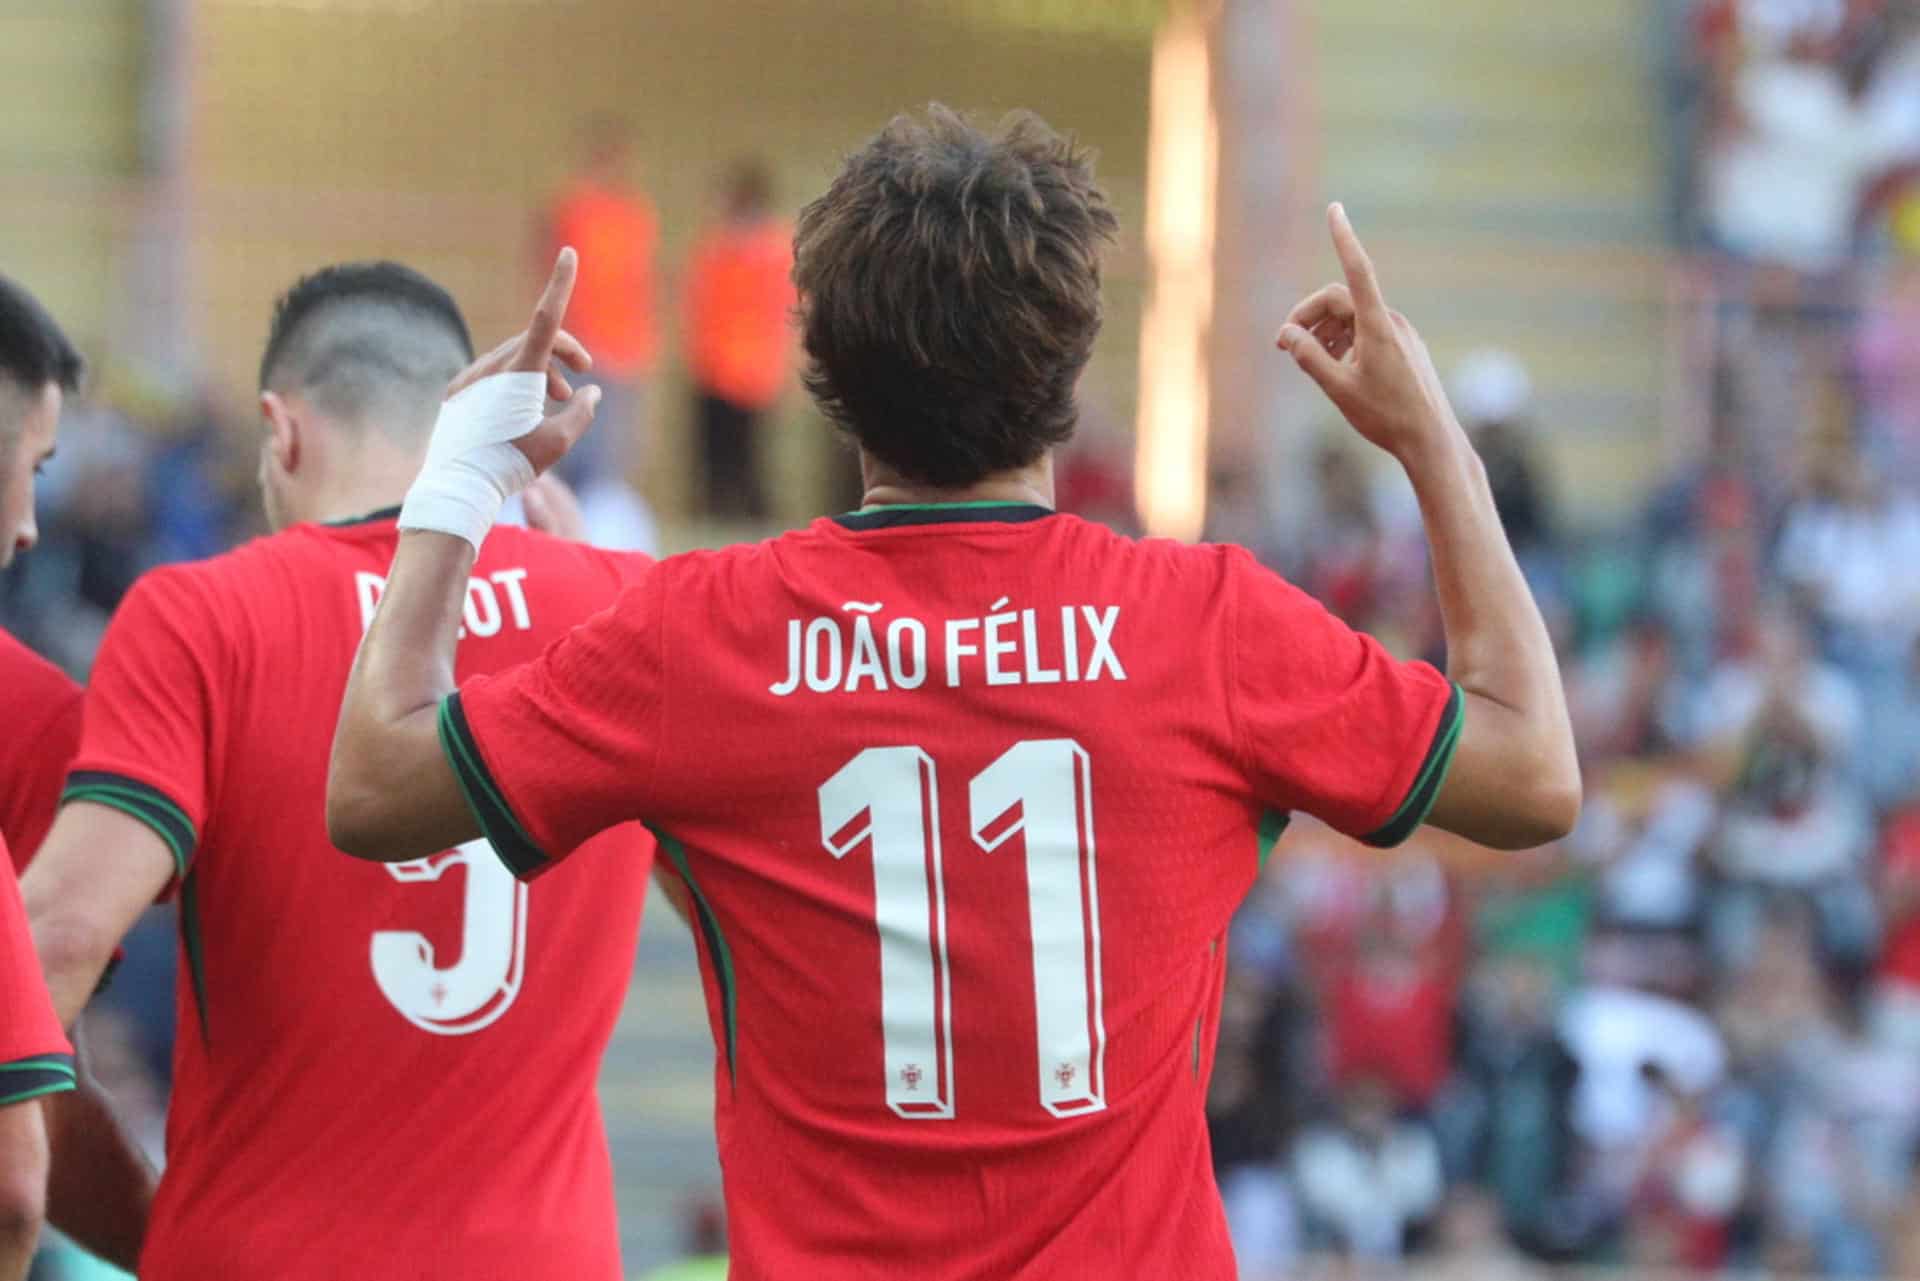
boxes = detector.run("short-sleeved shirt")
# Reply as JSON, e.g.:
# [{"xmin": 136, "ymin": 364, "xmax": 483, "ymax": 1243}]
[
  {"xmin": 446, "ymin": 504, "xmax": 1462, "ymax": 1280},
  {"xmin": 0, "ymin": 828, "xmax": 74, "ymax": 1105},
  {"xmin": 64, "ymin": 511, "xmax": 655, "ymax": 1281},
  {"xmin": 0, "ymin": 630, "xmax": 83, "ymax": 870}
]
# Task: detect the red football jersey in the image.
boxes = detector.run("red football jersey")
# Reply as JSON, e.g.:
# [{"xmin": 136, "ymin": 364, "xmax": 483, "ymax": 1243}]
[
  {"xmin": 0, "ymin": 829, "xmax": 74, "ymax": 1105},
  {"xmin": 0, "ymin": 629, "xmax": 82, "ymax": 870},
  {"xmin": 449, "ymin": 504, "xmax": 1463, "ymax": 1280},
  {"xmin": 63, "ymin": 511, "xmax": 655, "ymax": 1281}
]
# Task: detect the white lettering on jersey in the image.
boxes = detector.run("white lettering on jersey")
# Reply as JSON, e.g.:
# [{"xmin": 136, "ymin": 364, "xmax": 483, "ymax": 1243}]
[
  {"xmin": 354, "ymin": 568, "xmax": 540, "ymax": 637},
  {"xmin": 769, "ymin": 600, "xmax": 1125, "ymax": 696}
]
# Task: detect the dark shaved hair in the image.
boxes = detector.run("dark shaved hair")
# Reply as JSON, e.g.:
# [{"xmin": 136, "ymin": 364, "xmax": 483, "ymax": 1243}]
[
  {"xmin": 793, "ymin": 105, "xmax": 1119, "ymax": 487},
  {"xmin": 0, "ymin": 275, "xmax": 82, "ymax": 441},
  {"xmin": 259, "ymin": 262, "xmax": 473, "ymax": 443}
]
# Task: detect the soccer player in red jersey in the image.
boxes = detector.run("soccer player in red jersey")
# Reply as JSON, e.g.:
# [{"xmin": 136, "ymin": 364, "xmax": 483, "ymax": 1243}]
[
  {"xmin": 24, "ymin": 263, "xmax": 655, "ymax": 1281},
  {"xmin": 331, "ymin": 109, "xmax": 1580, "ymax": 1280},
  {"xmin": 0, "ymin": 275, "xmax": 162, "ymax": 1281}
]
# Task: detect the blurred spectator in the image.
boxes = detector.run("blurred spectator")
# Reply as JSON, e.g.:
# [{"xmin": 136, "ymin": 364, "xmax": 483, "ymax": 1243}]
[
  {"xmin": 1325, "ymin": 910, "xmax": 1456, "ymax": 1110},
  {"xmin": 1291, "ymin": 1075, "xmax": 1445, "ymax": 1259},
  {"xmin": 541, "ymin": 115, "xmax": 662, "ymax": 551},
  {"xmin": 1707, "ymin": 705, "xmax": 1878, "ymax": 971},
  {"xmin": 1701, "ymin": 3, "xmax": 1920, "ymax": 273},
  {"xmin": 1625, "ymin": 1065, "xmax": 1747, "ymax": 1270},
  {"xmin": 1777, "ymin": 428, "xmax": 1920, "ymax": 662},
  {"xmin": 683, "ymin": 159, "xmax": 796, "ymax": 522},
  {"xmin": 1683, "ymin": 600, "xmax": 1864, "ymax": 768},
  {"xmin": 1209, "ymin": 964, "xmax": 1310, "ymax": 1276},
  {"xmin": 1289, "ymin": 441, "xmax": 1435, "ymax": 652},
  {"xmin": 1567, "ymin": 615, "xmax": 1689, "ymax": 762},
  {"xmin": 1591, "ymin": 779, "xmax": 1716, "ymax": 935},
  {"xmin": 1450, "ymin": 350, "xmax": 1556, "ymax": 558},
  {"xmin": 1766, "ymin": 986, "xmax": 1920, "ymax": 1275},
  {"xmin": 1557, "ymin": 983, "xmax": 1726, "ymax": 1162},
  {"xmin": 1438, "ymin": 943, "xmax": 1585, "ymax": 1256}
]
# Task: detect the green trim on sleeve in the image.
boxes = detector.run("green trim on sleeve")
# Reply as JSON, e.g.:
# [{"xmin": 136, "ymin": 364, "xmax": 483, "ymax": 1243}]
[
  {"xmin": 1361, "ymin": 682, "xmax": 1466, "ymax": 849},
  {"xmin": 60, "ymin": 775, "xmax": 211, "ymax": 1044},
  {"xmin": 61, "ymin": 772, "xmax": 196, "ymax": 879},
  {"xmin": 438, "ymin": 693, "xmax": 551, "ymax": 880},
  {"xmin": 1256, "ymin": 811, "xmax": 1290, "ymax": 871},
  {"xmin": 0, "ymin": 1054, "xmax": 76, "ymax": 1106},
  {"xmin": 651, "ymin": 827, "xmax": 737, "ymax": 1085}
]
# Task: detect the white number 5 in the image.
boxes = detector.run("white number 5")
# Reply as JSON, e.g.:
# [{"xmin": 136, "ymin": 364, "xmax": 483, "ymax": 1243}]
[{"xmin": 372, "ymin": 839, "xmax": 528, "ymax": 1035}]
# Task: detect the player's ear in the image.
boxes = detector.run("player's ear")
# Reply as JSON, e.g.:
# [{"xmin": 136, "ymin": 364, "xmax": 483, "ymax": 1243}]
[{"xmin": 259, "ymin": 390, "xmax": 301, "ymax": 476}]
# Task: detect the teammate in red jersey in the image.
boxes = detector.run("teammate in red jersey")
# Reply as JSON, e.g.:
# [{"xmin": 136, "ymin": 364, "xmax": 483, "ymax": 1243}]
[
  {"xmin": 23, "ymin": 263, "xmax": 655, "ymax": 1281},
  {"xmin": 331, "ymin": 108, "xmax": 1580, "ymax": 1280},
  {"xmin": 0, "ymin": 275, "xmax": 159, "ymax": 1281}
]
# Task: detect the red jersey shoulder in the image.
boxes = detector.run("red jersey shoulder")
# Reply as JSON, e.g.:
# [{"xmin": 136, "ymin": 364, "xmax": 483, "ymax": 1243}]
[{"xmin": 0, "ymin": 631, "xmax": 82, "ymax": 868}]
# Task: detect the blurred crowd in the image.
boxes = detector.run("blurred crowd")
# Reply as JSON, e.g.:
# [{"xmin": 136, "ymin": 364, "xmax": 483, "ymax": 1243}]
[{"xmin": 1205, "ymin": 5, "xmax": 1920, "ymax": 1268}]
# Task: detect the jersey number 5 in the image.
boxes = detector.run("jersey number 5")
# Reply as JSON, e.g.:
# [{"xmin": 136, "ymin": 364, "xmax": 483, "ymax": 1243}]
[
  {"xmin": 372, "ymin": 840, "xmax": 529, "ymax": 1035},
  {"xmin": 819, "ymin": 739, "xmax": 1105, "ymax": 1121}
]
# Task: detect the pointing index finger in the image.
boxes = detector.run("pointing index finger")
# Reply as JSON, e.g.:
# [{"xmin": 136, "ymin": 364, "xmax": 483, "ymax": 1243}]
[
  {"xmin": 1328, "ymin": 203, "xmax": 1387, "ymax": 319},
  {"xmin": 515, "ymin": 247, "xmax": 579, "ymax": 373}
]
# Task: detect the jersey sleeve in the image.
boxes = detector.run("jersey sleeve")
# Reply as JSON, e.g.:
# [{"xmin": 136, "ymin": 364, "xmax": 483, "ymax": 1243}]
[
  {"xmin": 1227, "ymin": 547, "xmax": 1463, "ymax": 846},
  {"xmin": 0, "ymin": 636, "xmax": 82, "ymax": 871},
  {"xmin": 0, "ymin": 848, "xmax": 74, "ymax": 1103},
  {"xmin": 443, "ymin": 569, "xmax": 667, "ymax": 880},
  {"xmin": 61, "ymin": 569, "xmax": 220, "ymax": 893}
]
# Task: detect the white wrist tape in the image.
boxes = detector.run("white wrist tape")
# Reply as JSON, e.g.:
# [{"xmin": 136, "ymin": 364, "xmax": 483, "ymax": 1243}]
[{"xmin": 398, "ymin": 372, "xmax": 545, "ymax": 550}]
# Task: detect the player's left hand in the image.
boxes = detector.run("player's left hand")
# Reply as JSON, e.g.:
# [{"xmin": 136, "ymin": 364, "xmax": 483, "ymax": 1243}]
[{"xmin": 443, "ymin": 247, "xmax": 601, "ymax": 476}]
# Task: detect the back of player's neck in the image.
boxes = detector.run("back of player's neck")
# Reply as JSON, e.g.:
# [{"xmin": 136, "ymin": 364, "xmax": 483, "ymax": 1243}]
[
  {"xmin": 304, "ymin": 477, "xmax": 415, "ymax": 528},
  {"xmin": 859, "ymin": 467, "xmax": 1053, "ymax": 513}
]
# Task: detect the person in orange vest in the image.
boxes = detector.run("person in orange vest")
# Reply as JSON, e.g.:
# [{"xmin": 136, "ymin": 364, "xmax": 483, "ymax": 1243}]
[
  {"xmin": 539, "ymin": 117, "xmax": 661, "ymax": 549},
  {"xmin": 683, "ymin": 160, "xmax": 795, "ymax": 521}
]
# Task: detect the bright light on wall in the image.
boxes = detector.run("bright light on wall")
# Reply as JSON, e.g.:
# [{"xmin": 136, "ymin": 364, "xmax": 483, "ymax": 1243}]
[{"xmin": 1135, "ymin": 15, "xmax": 1217, "ymax": 543}]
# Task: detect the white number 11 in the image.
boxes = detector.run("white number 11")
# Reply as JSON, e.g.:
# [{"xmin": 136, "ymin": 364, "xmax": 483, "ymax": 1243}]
[{"xmin": 819, "ymin": 739, "xmax": 1106, "ymax": 1121}]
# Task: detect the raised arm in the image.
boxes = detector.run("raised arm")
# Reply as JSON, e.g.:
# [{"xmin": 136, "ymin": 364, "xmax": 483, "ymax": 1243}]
[
  {"xmin": 327, "ymin": 251, "xmax": 600, "ymax": 862},
  {"xmin": 1277, "ymin": 204, "xmax": 1579, "ymax": 849}
]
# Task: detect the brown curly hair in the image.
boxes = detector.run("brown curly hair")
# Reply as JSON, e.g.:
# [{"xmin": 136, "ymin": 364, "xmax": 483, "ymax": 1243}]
[{"xmin": 793, "ymin": 105, "xmax": 1119, "ymax": 488}]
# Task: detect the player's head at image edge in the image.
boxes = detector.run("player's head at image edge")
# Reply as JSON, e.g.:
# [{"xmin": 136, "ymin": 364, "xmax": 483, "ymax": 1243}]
[
  {"xmin": 794, "ymin": 103, "xmax": 1119, "ymax": 492},
  {"xmin": 0, "ymin": 274, "xmax": 82, "ymax": 569},
  {"xmin": 256, "ymin": 260, "xmax": 475, "ymax": 530}
]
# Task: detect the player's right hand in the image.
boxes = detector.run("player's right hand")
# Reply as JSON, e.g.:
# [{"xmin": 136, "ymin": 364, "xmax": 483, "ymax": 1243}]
[
  {"xmin": 1275, "ymin": 203, "xmax": 1463, "ymax": 462},
  {"xmin": 443, "ymin": 247, "xmax": 601, "ymax": 476}
]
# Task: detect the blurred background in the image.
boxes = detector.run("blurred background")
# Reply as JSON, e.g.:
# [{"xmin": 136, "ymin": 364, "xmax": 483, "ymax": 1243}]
[{"xmin": 15, "ymin": 0, "xmax": 1920, "ymax": 1277}]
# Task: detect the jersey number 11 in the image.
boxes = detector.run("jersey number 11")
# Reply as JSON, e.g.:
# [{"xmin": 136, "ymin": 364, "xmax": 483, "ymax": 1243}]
[{"xmin": 819, "ymin": 739, "xmax": 1106, "ymax": 1121}]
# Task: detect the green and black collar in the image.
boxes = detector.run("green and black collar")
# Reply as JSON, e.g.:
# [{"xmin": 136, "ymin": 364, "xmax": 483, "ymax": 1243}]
[
  {"xmin": 321, "ymin": 505, "xmax": 403, "ymax": 528},
  {"xmin": 832, "ymin": 501, "xmax": 1056, "ymax": 532}
]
